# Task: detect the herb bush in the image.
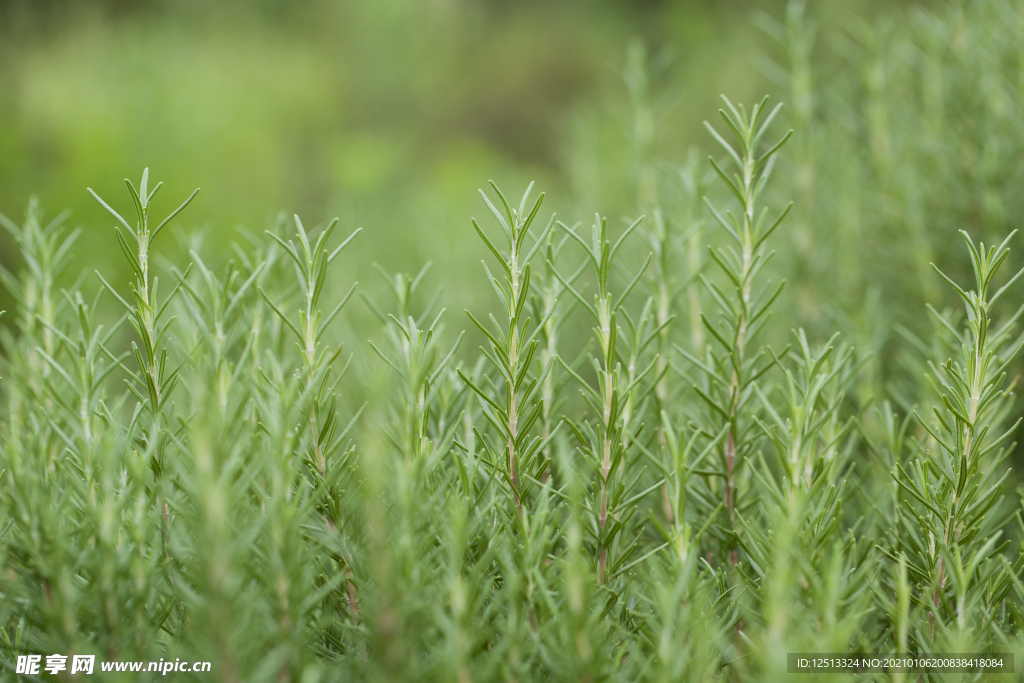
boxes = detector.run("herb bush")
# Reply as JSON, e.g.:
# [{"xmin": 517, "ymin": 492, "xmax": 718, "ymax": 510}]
[{"xmin": 4, "ymin": 1, "xmax": 1024, "ymax": 681}]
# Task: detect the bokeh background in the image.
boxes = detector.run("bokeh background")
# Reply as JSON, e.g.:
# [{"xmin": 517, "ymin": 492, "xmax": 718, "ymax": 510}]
[
  {"xmin": 5, "ymin": 0, "xmax": 1024, "ymax": 426},
  {"xmin": 0, "ymin": 0, "xmax": 882, "ymax": 323}
]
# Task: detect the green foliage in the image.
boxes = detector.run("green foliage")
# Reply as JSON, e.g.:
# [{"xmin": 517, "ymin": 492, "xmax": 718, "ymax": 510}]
[
  {"xmin": 459, "ymin": 182, "xmax": 555, "ymax": 520},
  {"xmin": 883, "ymin": 232, "xmax": 1024, "ymax": 648},
  {"xmin": 554, "ymin": 211, "xmax": 654, "ymax": 586},
  {"xmin": 684, "ymin": 95, "xmax": 793, "ymax": 571},
  {"xmin": 5, "ymin": 2, "xmax": 1024, "ymax": 682}
]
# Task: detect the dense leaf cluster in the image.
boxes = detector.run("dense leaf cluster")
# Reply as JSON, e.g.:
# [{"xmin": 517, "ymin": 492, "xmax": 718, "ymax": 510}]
[{"xmin": 4, "ymin": 2, "xmax": 1024, "ymax": 681}]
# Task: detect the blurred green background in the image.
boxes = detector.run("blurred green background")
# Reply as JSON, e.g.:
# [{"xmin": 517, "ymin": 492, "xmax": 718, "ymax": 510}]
[{"xmin": 0, "ymin": 0, "xmax": 880, "ymax": 322}]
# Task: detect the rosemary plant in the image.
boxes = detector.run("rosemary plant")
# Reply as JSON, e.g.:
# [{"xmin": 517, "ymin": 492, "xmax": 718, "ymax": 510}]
[
  {"xmin": 459, "ymin": 182, "xmax": 556, "ymax": 522},
  {"xmin": 258, "ymin": 213, "xmax": 364, "ymax": 655},
  {"xmin": 555, "ymin": 213, "xmax": 658, "ymax": 585},
  {"xmin": 888, "ymin": 232, "xmax": 1024, "ymax": 647},
  {"xmin": 89, "ymin": 170, "xmax": 197, "ymax": 469},
  {"xmin": 5, "ymin": 11, "xmax": 1024, "ymax": 672},
  {"xmin": 681, "ymin": 96, "xmax": 792, "ymax": 570}
]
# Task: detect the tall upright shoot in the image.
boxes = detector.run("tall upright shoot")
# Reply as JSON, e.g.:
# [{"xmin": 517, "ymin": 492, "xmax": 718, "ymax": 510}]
[
  {"xmin": 89, "ymin": 170, "xmax": 197, "ymax": 462},
  {"xmin": 459, "ymin": 182, "xmax": 555, "ymax": 522},
  {"xmin": 891, "ymin": 231, "xmax": 1024, "ymax": 641},
  {"xmin": 258, "ymin": 214, "xmax": 364, "ymax": 640},
  {"xmin": 685, "ymin": 97, "xmax": 792, "ymax": 566},
  {"xmin": 555, "ymin": 214, "xmax": 655, "ymax": 584},
  {"xmin": 89, "ymin": 169, "xmax": 197, "ymax": 565}
]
